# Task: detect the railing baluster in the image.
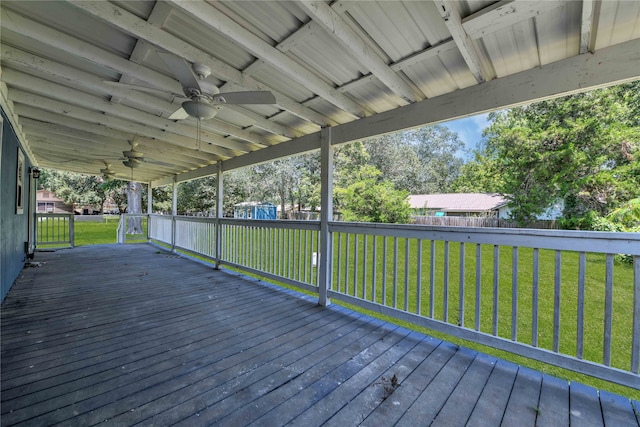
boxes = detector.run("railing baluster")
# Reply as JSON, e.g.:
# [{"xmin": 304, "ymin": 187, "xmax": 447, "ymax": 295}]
[
  {"xmin": 416, "ymin": 239, "xmax": 422, "ymax": 315},
  {"xmin": 372, "ymin": 235, "xmax": 378, "ymax": 303},
  {"xmin": 632, "ymin": 256, "xmax": 640, "ymax": 374},
  {"xmin": 345, "ymin": 234, "xmax": 350, "ymax": 295},
  {"xmin": 577, "ymin": 252, "xmax": 586, "ymax": 358},
  {"xmin": 444, "ymin": 241, "xmax": 449, "ymax": 322},
  {"xmin": 287, "ymin": 228, "xmax": 293, "ymax": 279},
  {"xmin": 603, "ymin": 254, "xmax": 614, "ymax": 366},
  {"xmin": 353, "ymin": 234, "xmax": 359, "ymax": 297},
  {"xmin": 363, "ymin": 234, "xmax": 368, "ymax": 300},
  {"xmin": 382, "ymin": 236, "xmax": 388, "ymax": 306},
  {"xmin": 475, "ymin": 244, "xmax": 481, "ymax": 332},
  {"xmin": 512, "ymin": 246, "xmax": 518, "ymax": 341},
  {"xmin": 336, "ymin": 232, "xmax": 342, "ymax": 292},
  {"xmin": 493, "ymin": 245, "xmax": 499, "ymax": 336},
  {"xmin": 393, "ymin": 237, "xmax": 399, "ymax": 308},
  {"xmin": 430, "ymin": 240, "xmax": 435, "ymax": 318},
  {"xmin": 532, "ymin": 248, "xmax": 539, "ymax": 347},
  {"xmin": 303, "ymin": 229, "xmax": 308, "ymax": 284},
  {"xmin": 459, "ymin": 242, "xmax": 465, "ymax": 327},
  {"xmin": 553, "ymin": 250, "xmax": 562, "ymax": 353},
  {"xmin": 404, "ymin": 238, "xmax": 410, "ymax": 311}
]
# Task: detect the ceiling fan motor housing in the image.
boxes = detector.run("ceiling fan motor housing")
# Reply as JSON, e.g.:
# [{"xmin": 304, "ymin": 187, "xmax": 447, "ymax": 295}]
[{"xmin": 182, "ymin": 98, "xmax": 221, "ymax": 120}]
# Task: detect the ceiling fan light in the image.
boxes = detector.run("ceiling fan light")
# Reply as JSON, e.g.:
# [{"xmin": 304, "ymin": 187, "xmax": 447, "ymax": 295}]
[
  {"xmin": 182, "ymin": 99, "xmax": 219, "ymax": 120},
  {"xmin": 123, "ymin": 159, "xmax": 141, "ymax": 168}
]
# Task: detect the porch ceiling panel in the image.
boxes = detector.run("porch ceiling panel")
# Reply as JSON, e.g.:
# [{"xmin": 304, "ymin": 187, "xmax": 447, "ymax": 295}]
[{"xmin": 1, "ymin": 0, "xmax": 639, "ymax": 184}]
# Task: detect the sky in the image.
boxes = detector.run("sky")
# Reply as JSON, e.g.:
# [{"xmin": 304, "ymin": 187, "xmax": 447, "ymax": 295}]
[{"xmin": 441, "ymin": 113, "xmax": 490, "ymax": 159}]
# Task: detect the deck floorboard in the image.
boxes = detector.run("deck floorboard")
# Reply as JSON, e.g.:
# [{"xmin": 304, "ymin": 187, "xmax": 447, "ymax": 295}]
[{"xmin": 1, "ymin": 244, "xmax": 637, "ymax": 426}]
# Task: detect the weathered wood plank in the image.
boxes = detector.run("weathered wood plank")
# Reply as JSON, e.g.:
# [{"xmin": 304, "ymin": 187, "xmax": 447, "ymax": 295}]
[
  {"xmin": 429, "ymin": 352, "xmax": 496, "ymax": 426},
  {"xmin": 599, "ymin": 390, "xmax": 638, "ymax": 426},
  {"xmin": 465, "ymin": 359, "xmax": 519, "ymax": 426},
  {"xmin": 570, "ymin": 382, "xmax": 605, "ymax": 427},
  {"xmin": 358, "ymin": 341, "xmax": 458, "ymax": 425},
  {"xmin": 316, "ymin": 334, "xmax": 442, "ymax": 427},
  {"xmin": 536, "ymin": 374, "xmax": 570, "ymax": 426},
  {"xmin": 1, "ymin": 244, "xmax": 636, "ymax": 427},
  {"xmin": 501, "ymin": 366, "xmax": 543, "ymax": 425},
  {"xmin": 112, "ymin": 311, "xmax": 382, "ymax": 425}
]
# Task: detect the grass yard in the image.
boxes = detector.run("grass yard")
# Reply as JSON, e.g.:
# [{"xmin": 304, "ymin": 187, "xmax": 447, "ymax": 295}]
[{"xmin": 35, "ymin": 220, "xmax": 639, "ymax": 398}]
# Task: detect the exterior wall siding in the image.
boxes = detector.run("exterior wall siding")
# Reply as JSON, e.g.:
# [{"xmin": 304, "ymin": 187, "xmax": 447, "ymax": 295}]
[{"xmin": 1, "ymin": 109, "xmax": 32, "ymax": 302}]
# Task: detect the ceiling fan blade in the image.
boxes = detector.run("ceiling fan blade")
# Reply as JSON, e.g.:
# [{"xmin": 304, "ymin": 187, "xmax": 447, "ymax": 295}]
[
  {"xmin": 103, "ymin": 81, "xmax": 185, "ymax": 98},
  {"xmin": 144, "ymin": 158, "xmax": 176, "ymax": 168},
  {"xmin": 168, "ymin": 106, "xmax": 190, "ymax": 120},
  {"xmin": 214, "ymin": 91, "xmax": 276, "ymax": 105},
  {"xmin": 157, "ymin": 51, "xmax": 202, "ymax": 93}
]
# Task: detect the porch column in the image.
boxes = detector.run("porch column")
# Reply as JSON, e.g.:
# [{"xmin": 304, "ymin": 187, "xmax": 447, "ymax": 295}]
[
  {"xmin": 318, "ymin": 126, "xmax": 333, "ymax": 306},
  {"xmin": 215, "ymin": 161, "xmax": 223, "ymax": 269},
  {"xmin": 171, "ymin": 177, "xmax": 178, "ymax": 252},
  {"xmin": 147, "ymin": 182, "xmax": 152, "ymax": 241}
]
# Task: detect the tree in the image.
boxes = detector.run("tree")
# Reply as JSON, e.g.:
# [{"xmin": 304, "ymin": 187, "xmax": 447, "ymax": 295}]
[
  {"xmin": 125, "ymin": 181, "xmax": 144, "ymax": 234},
  {"xmin": 364, "ymin": 125, "xmax": 465, "ymax": 194},
  {"xmin": 38, "ymin": 169, "xmax": 114, "ymax": 213},
  {"xmin": 336, "ymin": 165, "xmax": 411, "ymax": 224},
  {"xmin": 460, "ymin": 82, "xmax": 640, "ymax": 226},
  {"xmin": 409, "ymin": 125, "xmax": 465, "ymax": 193}
]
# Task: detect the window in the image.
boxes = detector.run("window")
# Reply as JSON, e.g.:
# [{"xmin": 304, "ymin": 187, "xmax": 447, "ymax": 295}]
[{"xmin": 16, "ymin": 148, "xmax": 25, "ymax": 214}]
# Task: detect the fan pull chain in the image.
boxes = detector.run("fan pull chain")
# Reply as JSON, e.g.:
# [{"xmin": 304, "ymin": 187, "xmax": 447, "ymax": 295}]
[{"xmin": 197, "ymin": 118, "xmax": 202, "ymax": 151}]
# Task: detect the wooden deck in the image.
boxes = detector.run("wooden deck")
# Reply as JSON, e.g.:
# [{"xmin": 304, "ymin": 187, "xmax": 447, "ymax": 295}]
[{"xmin": 2, "ymin": 244, "xmax": 638, "ymax": 426}]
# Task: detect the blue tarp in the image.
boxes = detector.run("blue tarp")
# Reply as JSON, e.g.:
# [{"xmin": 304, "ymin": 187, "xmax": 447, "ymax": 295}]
[{"xmin": 234, "ymin": 202, "xmax": 277, "ymax": 220}]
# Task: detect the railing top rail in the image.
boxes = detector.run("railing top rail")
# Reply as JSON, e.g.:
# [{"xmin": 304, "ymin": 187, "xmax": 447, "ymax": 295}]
[
  {"xmin": 221, "ymin": 218, "xmax": 321, "ymax": 231},
  {"xmin": 36, "ymin": 213, "xmax": 74, "ymax": 218},
  {"xmin": 330, "ymin": 221, "xmax": 640, "ymax": 254}
]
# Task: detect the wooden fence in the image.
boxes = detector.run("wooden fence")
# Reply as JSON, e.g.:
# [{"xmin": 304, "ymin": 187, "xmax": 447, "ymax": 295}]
[{"xmin": 412, "ymin": 216, "xmax": 558, "ymax": 229}]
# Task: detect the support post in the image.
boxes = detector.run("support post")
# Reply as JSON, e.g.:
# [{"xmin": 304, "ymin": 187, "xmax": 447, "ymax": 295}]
[
  {"xmin": 318, "ymin": 127, "xmax": 334, "ymax": 306},
  {"xmin": 215, "ymin": 161, "xmax": 223, "ymax": 269},
  {"xmin": 171, "ymin": 177, "xmax": 178, "ymax": 252},
  {"xmin": 147, "ymin": 182, "xmax": 152, "ymax": 241}
]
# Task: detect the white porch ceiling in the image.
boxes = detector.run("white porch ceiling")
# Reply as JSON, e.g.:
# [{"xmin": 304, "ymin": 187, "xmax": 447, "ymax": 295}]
[{"xmin": 1, "ymin": 0, "xmax": 639, "ymax": 186}]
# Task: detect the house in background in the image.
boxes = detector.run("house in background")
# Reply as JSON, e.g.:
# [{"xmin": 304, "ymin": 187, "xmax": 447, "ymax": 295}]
[
  {"xmin": 36, "ymin": 189, "xmax": 73, "ymax": 214},
  {"xmin": 233, "ymin": 202, "xmax": 277, "ymax": 220},
  {"xmin": 409, "ymin": 193, "xmax": 510, "ymax": 218}
]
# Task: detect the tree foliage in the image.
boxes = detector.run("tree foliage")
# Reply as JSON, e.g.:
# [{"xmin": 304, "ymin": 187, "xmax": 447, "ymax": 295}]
[
  {"xmin": 364, "ymin": 125, "xmax": 464, "ymax": 194},
  {"xmin": 336, "ymin": 166, "xmax": 411, "ymax": 224},
  {"xmin": 454, "ymin": 82, "xmax": 640, "ymax": 226}
]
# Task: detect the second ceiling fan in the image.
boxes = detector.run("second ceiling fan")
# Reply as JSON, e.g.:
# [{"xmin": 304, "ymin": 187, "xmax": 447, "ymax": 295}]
[{"xmin": 107, "ymin": 51, "xmax": 276, "ymax": 120}]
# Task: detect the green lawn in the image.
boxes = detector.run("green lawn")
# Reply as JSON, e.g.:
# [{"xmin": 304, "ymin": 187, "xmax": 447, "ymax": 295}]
[{"xmin": 36, "ymin": 220, "xmax": 639, "ymax": 398}]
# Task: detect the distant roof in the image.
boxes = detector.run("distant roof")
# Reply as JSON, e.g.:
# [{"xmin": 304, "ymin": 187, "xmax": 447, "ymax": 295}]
[{"xmin": 408, "ymin": 193, "xmax": 508, "ymax": 212}]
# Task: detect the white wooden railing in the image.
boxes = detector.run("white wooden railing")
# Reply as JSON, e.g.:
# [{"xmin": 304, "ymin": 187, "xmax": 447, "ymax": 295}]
[
  {"xmin": 35, "ymin": 213, "xmax": 74, "ymax": 247},
  {"xmin": 121, "ymin": 214, "xmax": 640, "ymax": 388}
]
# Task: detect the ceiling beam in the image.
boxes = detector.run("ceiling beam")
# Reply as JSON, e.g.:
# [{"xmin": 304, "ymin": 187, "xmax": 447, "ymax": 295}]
[
  {"xmin": 63, "ymin": 1, "xmax": 333, "ymax": 127},
  {"xmin": 9, "ymin": 91, "xmax": 237, "ymax": 159},
  {"xmin": 2, "ymin": 70, "xmax": 257, "ymax": 154},
  {"xmin": 14, "ymin": 105, "xmax": 221, "ymax": 164},
  {"xmin": 110, "ymin": 1, "xmax": 173, "ymax": 105},
  {"xmin": 339, "ymin": 39, "xmax": 458, "ymax": 93},
  {"xmin": 164, "ymin": 0, "xmax": 367, "ymax": 118},
  {"xmin": 156, "ymin": 37, "xmax": 640, "ymax": 186},
  {"xmin": 0, "ymin": 44, "xmax": 273, "ymax": 148},
  {"xmin": 21, "ymin": 120, "xmax": 207, "ymax": 169},
  {"xmin": 433, "ymin": 0, "xmax": 485, "ymax": 83},
  {"xmin": 462, "ymin": 0, "xmax": 563, "ymax": 40},
  {"xmin": 297, "ymin": 0, "xmax": 420, "ymax": 104}
]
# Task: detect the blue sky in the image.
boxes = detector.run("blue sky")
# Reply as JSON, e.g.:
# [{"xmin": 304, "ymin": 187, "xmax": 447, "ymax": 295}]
[{"xmin": 441, "ymin": 113, "xmax": 490, "ymax": 158}]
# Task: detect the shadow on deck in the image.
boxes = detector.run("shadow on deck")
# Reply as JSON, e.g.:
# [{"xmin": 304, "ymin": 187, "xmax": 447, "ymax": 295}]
[{"xmin": 2, "ymin": 244, "xmax": 639, "ymax": 426}]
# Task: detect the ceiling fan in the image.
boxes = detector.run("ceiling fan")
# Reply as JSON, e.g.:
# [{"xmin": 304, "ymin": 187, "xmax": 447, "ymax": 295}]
[
  {"xmin": 100, "ymin": 162, "xmax": 116, "ymax": 180},
  {"xmin": 120, "ymin": 140, "xmax": 174, "ymax": 169},
  {"xmin": 106, "ymin": 51, "xmax": 276, "ymax": 120}
]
